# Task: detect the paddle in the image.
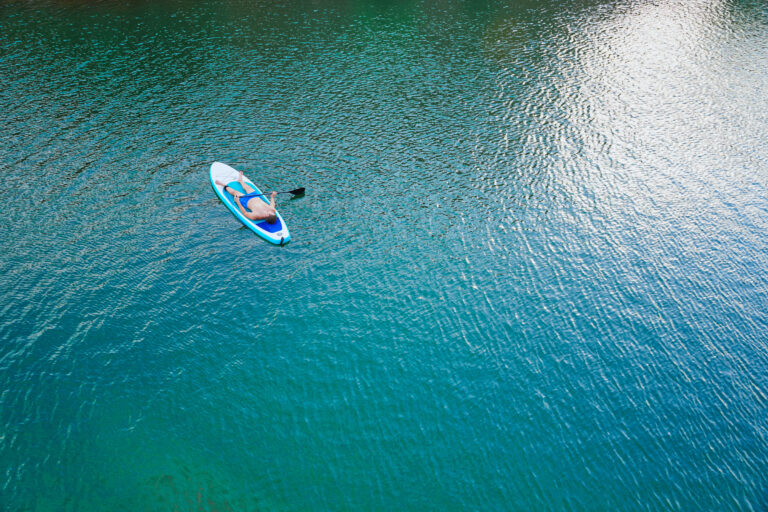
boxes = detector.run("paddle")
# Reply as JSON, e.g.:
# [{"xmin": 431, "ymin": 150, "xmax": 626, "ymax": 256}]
[{"xmin": 234, "ymin": 187, "xmax": 305, "ymax": 199}]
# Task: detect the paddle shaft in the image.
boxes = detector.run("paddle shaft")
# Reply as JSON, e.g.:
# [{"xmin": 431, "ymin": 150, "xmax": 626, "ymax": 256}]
[
  {"xmin": 223, "ymin": 186, "xmax": 304, "ymax": 199},
  {"xmin": 241, "ymin": 190, "xmax": 299, "ymax": 198}
]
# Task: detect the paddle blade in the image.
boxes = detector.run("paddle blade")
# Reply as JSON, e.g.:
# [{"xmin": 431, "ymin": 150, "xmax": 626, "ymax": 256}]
[{"xmin": 289, "ymin": 187, "xmax": 305, "ymax": 196}]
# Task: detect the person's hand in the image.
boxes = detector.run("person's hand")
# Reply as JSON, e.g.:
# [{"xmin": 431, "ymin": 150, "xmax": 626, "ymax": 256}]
[{"xmin": 270, "ymin": 191, "xmax": 277, "ymax": 199}]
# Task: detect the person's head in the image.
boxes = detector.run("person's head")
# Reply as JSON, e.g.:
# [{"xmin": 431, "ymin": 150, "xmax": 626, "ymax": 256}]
[{"xmin": 266, "ymin": 213, "xmax": 277, "ymax": 224}]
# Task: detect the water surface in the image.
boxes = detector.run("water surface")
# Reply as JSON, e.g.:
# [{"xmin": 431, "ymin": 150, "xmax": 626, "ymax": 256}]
[{"xmin": 1, "ymin": 0, "xmax": 768, "ymax": 510}]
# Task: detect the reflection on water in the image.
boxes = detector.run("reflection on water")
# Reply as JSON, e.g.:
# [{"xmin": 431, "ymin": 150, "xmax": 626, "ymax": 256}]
[{"xmin": 1, "ymin": 0, "xmax": 768, "ymax": 510}]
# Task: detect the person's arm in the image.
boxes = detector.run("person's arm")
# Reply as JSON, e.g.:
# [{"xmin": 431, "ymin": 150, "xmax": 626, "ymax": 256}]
[{"xmin": 269, "ymin": 191, "xmax": 277, "ymax": 210}]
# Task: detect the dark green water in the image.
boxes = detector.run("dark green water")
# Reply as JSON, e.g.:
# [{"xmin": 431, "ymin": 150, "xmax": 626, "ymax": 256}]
[{"xmin": 2, "ymin": 0, "xmax": 768, "ymax": 510}]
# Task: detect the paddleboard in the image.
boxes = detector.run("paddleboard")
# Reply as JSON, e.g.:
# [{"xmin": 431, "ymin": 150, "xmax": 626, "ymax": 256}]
[{"xmin": 210, "ymin": 162, "xmax": 291, "ymax": 245}]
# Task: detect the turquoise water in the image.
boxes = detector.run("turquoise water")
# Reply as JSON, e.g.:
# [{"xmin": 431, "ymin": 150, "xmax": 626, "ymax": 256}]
[{"xmin": 2, "ymin": 0, "xmax": 768, "ymax": 509}]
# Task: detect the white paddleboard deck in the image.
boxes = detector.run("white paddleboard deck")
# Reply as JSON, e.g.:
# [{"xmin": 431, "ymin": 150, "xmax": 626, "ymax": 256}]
[{"xmin": 210, "ymin": 162, "xmax": 290, "ymax": 245}]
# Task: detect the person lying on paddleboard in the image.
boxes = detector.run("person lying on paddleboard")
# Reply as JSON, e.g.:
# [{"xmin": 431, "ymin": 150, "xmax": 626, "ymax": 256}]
[{"xmin": 215, "ymin": 172, "xmax": 278, "ymax": 224}]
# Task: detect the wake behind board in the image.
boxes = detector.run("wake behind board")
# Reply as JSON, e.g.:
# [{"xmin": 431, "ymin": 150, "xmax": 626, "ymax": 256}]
[{"xmin": 210, "ymin": 162, "xmax": 291, "ymax": 245}]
